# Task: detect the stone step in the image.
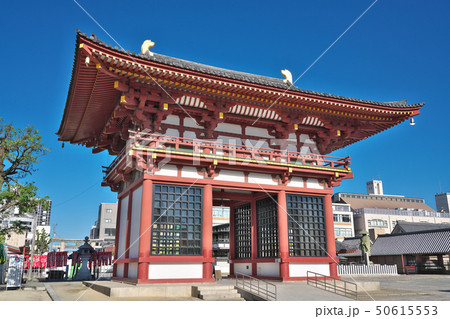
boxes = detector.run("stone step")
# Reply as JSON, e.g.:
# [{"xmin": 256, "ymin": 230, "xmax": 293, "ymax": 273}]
[
  {"xmin": 195, "ymin": 285, "xmax": 245, "ymax": 301},
  {"xmin": 201, "ymin": 296, "xmax": 245, "ymax": 301},
  {"xmin": 199, "ymin": 291, "xmax": 242, "ymax": 298}
]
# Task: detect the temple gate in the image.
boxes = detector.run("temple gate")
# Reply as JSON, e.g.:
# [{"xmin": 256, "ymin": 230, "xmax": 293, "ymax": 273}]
[{"xmin": 57, "ymin": 31, "xmax": 423, "ymax": 283}]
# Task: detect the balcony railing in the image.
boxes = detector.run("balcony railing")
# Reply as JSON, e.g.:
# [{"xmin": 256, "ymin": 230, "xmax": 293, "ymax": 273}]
[{"xmin": 104, "ymin": 131, "xmax": 351, "ymax": 177}]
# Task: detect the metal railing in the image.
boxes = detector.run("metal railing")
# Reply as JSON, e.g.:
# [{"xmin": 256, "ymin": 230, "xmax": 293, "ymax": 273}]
[
  {"xmin": 307, "ymin": 271, "xmax": 358, "ymax": 300},
  {"xmin": 338, "ymin": 264, "xmax": 398, "ymax": 276},
  {"xmin": 235, "ymin": 272, "xmax": 277, "ymax": 301}
]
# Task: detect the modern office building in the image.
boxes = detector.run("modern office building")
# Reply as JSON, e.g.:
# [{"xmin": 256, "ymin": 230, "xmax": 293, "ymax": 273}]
[
  {"xmin": 436, "ymin": 193, "xmax": 450, "ymax": 213},
  {"xmin": 332, "ymin": 203, "xmax": 354, "ymax": 241},
  {"xmin": 90, "ymin": 203, "xmax": 118, "ymax": 241}
]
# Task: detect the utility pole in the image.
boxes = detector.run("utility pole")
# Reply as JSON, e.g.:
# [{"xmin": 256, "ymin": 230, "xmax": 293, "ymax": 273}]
[
  {"xmin": 27, "ymin": 211, "xmax": 38, "ymax": 281},
  {"xmin": 50, "ymin": 223, "xmax": 57, "ymax": 251}
]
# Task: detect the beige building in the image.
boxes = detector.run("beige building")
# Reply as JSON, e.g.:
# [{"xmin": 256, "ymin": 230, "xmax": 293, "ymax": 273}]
[{"xmin": 333, "ymin": 181, "xmax": 450, "ymax": 240}]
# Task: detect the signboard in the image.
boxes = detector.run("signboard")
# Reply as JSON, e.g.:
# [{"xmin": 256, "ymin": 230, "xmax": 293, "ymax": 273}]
[{"xmin": 7, "ymin": 255, "xmax": 24, "ymax": 288}]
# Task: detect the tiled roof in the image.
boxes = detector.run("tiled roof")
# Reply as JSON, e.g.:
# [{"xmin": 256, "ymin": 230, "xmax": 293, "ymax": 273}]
[
  {"xmin": 392, "ymin": 221, "xmax": 450, "ymax": 234},
  {"xmin": 341, "ymin": 229, "xmax": 450, "ymax": 257},
  {"xmin": 335, "ymin": 239, "xmax": 358, "ymax": 253},
  {"xmin": 78, "ymin": 31, "xmax": 424, "ymax": 109}
]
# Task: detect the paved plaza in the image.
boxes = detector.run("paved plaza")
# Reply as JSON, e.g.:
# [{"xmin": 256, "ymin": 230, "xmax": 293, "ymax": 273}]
[{"xmin": 0, "ymin": 275, "xmax": 449, "ymax": 301}]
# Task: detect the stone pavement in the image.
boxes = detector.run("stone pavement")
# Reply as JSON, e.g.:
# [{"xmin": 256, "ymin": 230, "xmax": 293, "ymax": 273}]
[{"xmin": 0, "ymin": 275, "xmax": 449, "ymax": 301}]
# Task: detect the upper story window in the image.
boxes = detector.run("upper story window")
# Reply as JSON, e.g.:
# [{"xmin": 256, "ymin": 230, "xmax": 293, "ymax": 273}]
[
  {"xmin": 106, "ymin": 209, "xmax": 112, "ymax": 213},
  {"xmin": 368, "ymin": 219, "xmax": 387, "ymax": 228}
]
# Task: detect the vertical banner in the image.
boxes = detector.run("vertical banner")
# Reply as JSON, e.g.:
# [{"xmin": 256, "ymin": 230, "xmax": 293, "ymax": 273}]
[
  {"xmin": 7, "ymin": 255, "xmax": 24, "ymax": 288},
  {"xmin": 40, "ymin": 255, "xmax": 47, "ymax": 268},
  {"xmin": 32, "ymin": 255, "xmax": 41, "ymax": 268}
]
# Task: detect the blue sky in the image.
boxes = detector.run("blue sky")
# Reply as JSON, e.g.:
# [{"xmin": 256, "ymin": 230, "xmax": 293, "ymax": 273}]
[{"xmin": 1, "ymin": 0, "xmax": 449, "ymax": 238}]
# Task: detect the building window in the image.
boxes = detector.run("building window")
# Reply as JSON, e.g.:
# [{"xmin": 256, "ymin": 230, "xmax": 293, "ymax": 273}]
[
  {"xmin": 105, "ymin": 228, "xmax": 116, "ymax": 236},
  {"xmin": 151, "ymin": 184, "xmax": 203, "ymax": 256},
  {"xmin": 368, "ymin": 219, "xmax": 388, "ymax": 228},
  {"xmin": 105, "ymin": 219, "xmax": 112, "ymax": 223},
  {"xmin": 334, "ymin": 228, "xmax": 353, "ymax": 237},
  {"xmin": 286, "ymin": 194, "xmax": 327, "ymax": 257},
  {"xmin": 256, "ymin": 197, "xmax": 279, "ymax": 258},
  {"xmin": 333, "ymin": 214, "xmax": 351, "ymax": 223},
  {"xmin": 106, "ymin": 209, "xmax": 112, "ymax": 213},
  {"xmin": 234, "ymin": 203, "xmax": 252, "ymax": 259}
]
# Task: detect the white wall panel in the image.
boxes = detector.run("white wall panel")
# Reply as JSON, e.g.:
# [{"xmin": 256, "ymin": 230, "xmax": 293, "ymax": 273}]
[
  {"xmin": 148, "ymin": 263, "xmax": 203, "ymax": 279},
  {"xmin": 248, "ymin": 173, "xmax": 277, "ymax": 186},
  {"xmin": 128, "ymin": 263, "xmax": 138, "ymax": 279},
  {"xmin": 116, "ymin": 264, "xmax": 124, "ymax": 278},
  {"xmin": 117, "ymin": 196, "xmax": 129, "ymax": 260},
  {"xmin": 289, "ymin": 263, "xmax": 330, "ymax": 277},
  {"xmin": 181, "ymin": 166, "xmax": 200, "ymax": 178},
  {"xmin": 161, "ymin": 115, "xmax": 180, "ymax": 125},
  {"xmin": 234, "ymin": 263, "xmax": 252, "ymax": 276},
  {"xmin": 129, "ymin": 186, "xmax": 142, "ymax": 258},
  {"xmin": 155, "ymin": 164, "xmax": 178, "ymax": 177},
  {"xmin": 215, "ymin": 170, "xmax": 245, "ymax": 183},
  {"xmin": 257, "ymin": 263, "xmax": 280, "ymax": 277},
  {"xmin": 306, "ymin": 178, "xmax": 323, "ymax": 189}
]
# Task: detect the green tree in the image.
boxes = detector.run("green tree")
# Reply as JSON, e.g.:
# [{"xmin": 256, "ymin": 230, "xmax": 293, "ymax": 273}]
[
  {"xmin": 35, "ymin": 228, "xmax": 51, "ymax": 254},
  {"xmin": 0, "ymin": 118, "xmax": 49, "ymax": 239}
]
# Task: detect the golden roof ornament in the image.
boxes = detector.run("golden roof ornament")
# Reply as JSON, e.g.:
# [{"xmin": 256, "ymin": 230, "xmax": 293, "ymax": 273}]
[
  {"xmin": 141, "ymin": 40, "xmax": 155, "ymax": 56},
  {"xmin": 281, "ymin": 69, "xmax": 293, "ymax": 85}
]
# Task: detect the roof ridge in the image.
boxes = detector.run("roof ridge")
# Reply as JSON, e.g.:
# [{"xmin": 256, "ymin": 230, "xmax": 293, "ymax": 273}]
[
  {"xmin": 377, "ymin": 227, "xmax": 450, "ymax": 238},
  {"xmin": 76, "ymin": 30, "xmax": 425, "ymax": 109}
]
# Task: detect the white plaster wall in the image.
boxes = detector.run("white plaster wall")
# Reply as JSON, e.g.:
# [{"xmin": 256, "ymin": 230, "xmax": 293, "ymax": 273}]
[
  {"xmin": 299, "ymin": 134, "xmax": 311, "ymax": 143},
  {"xmin": 287, "ymin": 144, "xmax": 297, "ymax": 152},
  {"xmin": 165, "ymin": 128, "xmax": 179, "ymax": 137},
  {"xmin": 288, "ymin": 177, "xmax": 304, "ymax": 188},
  {"xmin": 129, "ymin": 186, "xmax": 142, "ymax": 258},
  {"xmin": 181, "ymin": 166, "xmax": 200, "ymax": 178},
  {"xmin": 248, "ymin": 173, "xmax": 277, "ymax": 186},
  {"xmin": 161, "ymin": 114, "xmax": 180, "ymax": 125},
  {"xmin": 183, "ymin": 130, "xmax": 197, "ymax": 139},
  {"xmin": 245, "ymin": 139, "xmax": 269, "ymax": 150},
  {"xmin": 289, "ymin": 263, "xmax": 330, "ymax": 277},
  {"xmin": 234, "ymin": 263, "xmax": 252, "ymax": 276},
  {"xmin": 117, "ymin": 196, "xmax": 129, "ymax": 260},
  {"xmin": 155, "ymin": 164, "xmax": 178, "ymax": 177},
  {"xmin": 148, "ymin": 263, "xmax": 203, "ymax": 279},
  {"xmin": 246, "ymin": 126, "xmax": 271, "ymax": 138},
  {"xmin": 183, "ymin": 117, "xmax": 200, "ymax": 129},
  {"xmin": 216, "ymin": 123, "xmax": 241, "ymax": 134},
  {"xmin": 216, "ymin": 135, "xmax": 242, "ymax": 145},
  {"xmin": 128, "ymin": 263, "xmax": 138, "ymax": 279},
  {"xmin": 306, "ymin": 178, "xmax": 324, "ymax": 189},
  {"xmin": 116, "ymin": 264, "xmax": 124, "ymax": 278},
  {"xmin": 215, "ymin": 170, "xmax": 245, "ymax": 183},
  {"xmin": 257, "ymin": 262, "xmax": 280, "ymax": 277}
]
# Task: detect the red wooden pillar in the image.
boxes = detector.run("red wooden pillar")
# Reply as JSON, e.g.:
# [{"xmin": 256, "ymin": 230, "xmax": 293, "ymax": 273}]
[
  {"xmin": 202, "ymin": 183, "xmax": 213, "ymax": 281},
  {"xmin": 123, "ymin": 191, "xmax": 133, "ymax": 278},
  {"xmin": 324, "ymin": 194, "xmax": 338, "ymax": 278},
  {"xmin": 251, "ymin": 198, "xmax": 258, "ymax": 277},
  {"xmin": 229, "ymin": 204, "xmax": 235, "ymax": 276},
  {"xmin": 138, "ymin": 179, "xmax": 153, "ymax": 281},
  {"xmin": 113, "ymin": 199, "xmax": 122, "ymax": 277},
  {"xmin": 277, "ymin": 190, "xmax": 289, "ymax": 280}
]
